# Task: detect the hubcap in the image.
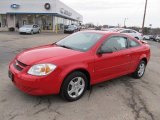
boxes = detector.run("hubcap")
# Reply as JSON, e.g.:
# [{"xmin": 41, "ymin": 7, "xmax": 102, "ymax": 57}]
[
  {"xmin": 67, "ymin": 77, "xmax": 85, "ymax": 98},
  {"xmin": 138, "ymin": 63, "xmax": 145, "ymax": 77}
]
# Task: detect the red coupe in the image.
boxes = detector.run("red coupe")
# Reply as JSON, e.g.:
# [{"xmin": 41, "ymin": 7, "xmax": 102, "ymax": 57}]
[{"xmin": 8, "ymin": 31, "xmax": 150, "ymax": 101}]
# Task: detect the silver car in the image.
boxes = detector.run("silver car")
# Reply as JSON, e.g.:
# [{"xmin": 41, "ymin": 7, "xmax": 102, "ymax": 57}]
[
  {"xmin": 156, "ymin": 35, "xmax": 160, "ymax": 42},
  {"xmin": 19, "ymin": 24, "xmax": 41, "ymax": 34},
  {"xmin": 118, "ymin": 29, "xmax": 143, "ymax": 40}
]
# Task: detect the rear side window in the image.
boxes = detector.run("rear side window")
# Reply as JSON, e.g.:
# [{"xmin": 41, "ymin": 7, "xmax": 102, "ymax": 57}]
[
  {"xmin": 129, "ymin": 39, "xmax": 140, "ymax": 47},
  {"xmin": 129, "ymin": 30, "xmax": 136, "ymax": 33},
  {"xmin": 120, "ymin": 30, "xmax": 129, "ymax": 33},
  {"xmin": 102, "ymin": 36, "xmax": 128, "ymax": 52}
]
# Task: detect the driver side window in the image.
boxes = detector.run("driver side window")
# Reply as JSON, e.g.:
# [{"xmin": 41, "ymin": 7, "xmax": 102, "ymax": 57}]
[{"xmin": 102, "ymin": 36, "xmax": 128, "ymax": 52}]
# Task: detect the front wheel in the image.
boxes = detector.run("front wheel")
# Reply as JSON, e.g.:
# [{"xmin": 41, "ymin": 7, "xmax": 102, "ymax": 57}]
[
  {"xmin": 132, "ymin": 60, "xmax": 146, "ymax": 79},
  {"xmin": 60, "ymin": 71, "xmax": 87, "ymax": 102}
]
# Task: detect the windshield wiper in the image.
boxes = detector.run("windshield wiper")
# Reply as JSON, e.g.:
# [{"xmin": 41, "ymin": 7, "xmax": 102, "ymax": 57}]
[{"xmin": 58, "ymin": 44, "xmax": 73, "ymax": 50}]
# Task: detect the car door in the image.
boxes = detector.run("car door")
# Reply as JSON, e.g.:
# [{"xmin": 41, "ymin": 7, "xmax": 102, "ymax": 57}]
[
  {"xmin": 93, "ymin": 36, "xmax": 132, "ymax": 84},
  {"xmin": 128, "ymin": 38, "xmax": 142, "ymax": 71}
]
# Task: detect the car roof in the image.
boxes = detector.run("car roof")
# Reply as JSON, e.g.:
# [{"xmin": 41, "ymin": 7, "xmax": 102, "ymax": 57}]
[
  {"xmin": 121, "ymin": 29, "xmax": 139, "ymax": 32},
  {"xmin": 80, "ymin": 30, "xmax": 119, "ymax": 35}
]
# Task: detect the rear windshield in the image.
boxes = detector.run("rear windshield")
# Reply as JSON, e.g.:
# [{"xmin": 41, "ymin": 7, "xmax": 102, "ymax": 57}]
[{"xmin": 23, "ymin": 25, "xmax": 33, "ymax": 28}]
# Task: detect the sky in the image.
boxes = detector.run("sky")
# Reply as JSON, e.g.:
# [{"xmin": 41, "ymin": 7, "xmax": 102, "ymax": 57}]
[{"xmin": 62, "ymin": 0, "xmax": 160, "ymax": 28}]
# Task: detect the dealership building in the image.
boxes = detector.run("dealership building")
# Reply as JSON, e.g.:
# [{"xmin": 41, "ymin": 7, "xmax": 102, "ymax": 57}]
[{"xmin": 0, "ymin": 0, "xmax": 83, "ymax": 32}]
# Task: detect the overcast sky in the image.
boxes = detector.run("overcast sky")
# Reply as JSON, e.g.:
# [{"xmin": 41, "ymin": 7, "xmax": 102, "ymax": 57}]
[{"xmin": 62, "ymin": 0, "xmax": 160, "ymax": 28}]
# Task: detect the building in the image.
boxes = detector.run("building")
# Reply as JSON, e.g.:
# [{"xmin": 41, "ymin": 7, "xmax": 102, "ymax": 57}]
[{"xmin": 0, "ymin": 0, "xmax": 83, "ymax": 32}]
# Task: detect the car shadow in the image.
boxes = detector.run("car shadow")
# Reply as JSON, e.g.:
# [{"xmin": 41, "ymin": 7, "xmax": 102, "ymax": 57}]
[{"xmin": 13, "ymin": 74, "xmax": 136, "ymax": 103}]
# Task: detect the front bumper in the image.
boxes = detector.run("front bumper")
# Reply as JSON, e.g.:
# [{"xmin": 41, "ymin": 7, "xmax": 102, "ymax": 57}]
[
  {"xmin": 64, "ymin": 29, "xmax": 74, "ymax": 32},
  {"xmin": 19, "ymin": 30, "xmax": 31, "ymax": 33},
  {"xmin": 8, "ymin": 61, "xmax": 62, "ymax": 95}
]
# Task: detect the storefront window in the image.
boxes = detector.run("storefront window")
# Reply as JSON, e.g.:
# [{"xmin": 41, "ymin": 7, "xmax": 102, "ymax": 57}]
[
  {"xmin": 0, "ymin": 15, "xmax": 7, "ymax": 27},
  {"xmin": 39, "ymin": 15, "xmax": 53, "ymax": 30},
  {"xmin": 16, "ymin": 14, "xmax": 53, "ymax": 30},
  {"xmin": 55, "ymin": 17, "xmax": 64, "ymax": 32}
]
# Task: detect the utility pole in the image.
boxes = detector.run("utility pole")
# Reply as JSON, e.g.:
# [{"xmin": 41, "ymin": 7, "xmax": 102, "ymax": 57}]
[
  {"xmin": 124, "ymin": 18, "xmax": 128, "ymax": 28},
  {"xmin": 142, "ymin": 0, "xmax": 148, "ymax": 34}
]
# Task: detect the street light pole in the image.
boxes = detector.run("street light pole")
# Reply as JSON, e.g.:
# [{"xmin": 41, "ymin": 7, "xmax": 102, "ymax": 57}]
[
  {"xmin": 142, "ymin": 0, "xmax": 148, "ymax": 34},
  {"xmin": 124, "ymin": 18, "xmax": 128, "ymax": 28}
]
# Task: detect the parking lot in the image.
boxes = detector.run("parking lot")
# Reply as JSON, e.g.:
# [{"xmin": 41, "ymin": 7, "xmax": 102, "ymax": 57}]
[{"xmin": 0, "ymin": 32, "xmax": 160, "ymax": 120}]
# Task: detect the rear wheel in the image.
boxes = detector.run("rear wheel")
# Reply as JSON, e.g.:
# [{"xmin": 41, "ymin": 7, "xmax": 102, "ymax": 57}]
[
  {"xmin": 60, "ymin": 71, "xmax": 87, "ymax": 102},
  {"xmin": 132, "ymin": 60, "xmax": 146, "ymax": 79},
  {"xmin": 38, "ymin": 29, "xmax": 41, "ymax": 33}
]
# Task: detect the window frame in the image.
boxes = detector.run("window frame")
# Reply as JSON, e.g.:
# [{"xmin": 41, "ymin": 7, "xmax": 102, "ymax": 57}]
[
  {"xmin": 120, "ymin": 30, "xmax": 129, "ymax": 33},
  {"xmin": 128, "ymin": 38, "xmax": 141, "ymax": 48},
  {"xmin": 97, "ymin": 35, "xmax": 130, "ymax": 53}
]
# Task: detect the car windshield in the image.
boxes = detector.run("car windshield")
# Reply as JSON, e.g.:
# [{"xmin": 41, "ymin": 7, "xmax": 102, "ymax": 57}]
[
  {"xmin": 64, "ymin": 25, "xmax": 69, "ymax": 29},
  {"xmin": 56, "ymin": 32, "xmax": 103, "ymax": 51},
  {"xmin": 23, "ymin": 25, "xmax": 33, "ymax": 28},
  {"xmin": 68, "ymin": 25, "xmax": 74, "ymax": 28}
]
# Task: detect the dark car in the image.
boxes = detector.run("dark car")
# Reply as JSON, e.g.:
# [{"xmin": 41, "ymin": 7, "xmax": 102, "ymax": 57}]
[
  {"xmin": 149, "ymin": 35, "xmax": 156, "ymax": 41},
  {"xmin": 64, "ymin": 25, "xmax": 78, "ymax": 33}
]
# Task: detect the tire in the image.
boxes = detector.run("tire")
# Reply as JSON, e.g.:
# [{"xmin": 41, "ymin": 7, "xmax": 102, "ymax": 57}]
[
  {"xmin": 132, "ymin": 60, "xmax": 146, "ymax": 79},
  {"xmin": 60, "ymin": 71, "xmax": 88, "ymax": 102},
  {"xmin": 38, "ymin": 29, "xmax": 41, "ymax": 34}
]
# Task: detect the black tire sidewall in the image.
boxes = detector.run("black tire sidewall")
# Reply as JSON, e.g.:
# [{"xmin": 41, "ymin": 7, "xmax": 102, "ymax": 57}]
[
  {"xmin": 133, "ymin": 60, "xmax": 146, "ymax": 79},
  {"xmin": 61, "ymin": 71, "xmax": 88, "ymax": 102}
]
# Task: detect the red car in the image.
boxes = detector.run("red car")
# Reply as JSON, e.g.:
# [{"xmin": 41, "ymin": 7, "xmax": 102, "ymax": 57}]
[{"xmin": 8, "ymin": 31, "xmax": 150, "ymax": 101}]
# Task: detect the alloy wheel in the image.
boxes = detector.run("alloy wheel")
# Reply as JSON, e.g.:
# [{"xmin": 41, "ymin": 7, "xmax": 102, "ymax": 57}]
[
  {"xmin": 67, "ymin": 77, "xmax": 85, "ymax": 98},
  {"xmin": 138, "ymin": 62, "xmax": 145, "ymax": 77}
]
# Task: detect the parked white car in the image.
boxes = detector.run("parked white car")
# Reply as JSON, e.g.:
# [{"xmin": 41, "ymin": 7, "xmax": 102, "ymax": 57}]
[
  {"xmin": 118, "ymin": 29, "xmax": 143, "ymax": 40},
  {"xmin": 156, "ymin": 35, "xmax": 160, "ymax": 42},
  {"xmin": 19, "ymin": 24, "xmax": 41, "ymax": 34},
  {"xmin": 143, "ymin": 35, "xmax": 150, "ymax": 40}
]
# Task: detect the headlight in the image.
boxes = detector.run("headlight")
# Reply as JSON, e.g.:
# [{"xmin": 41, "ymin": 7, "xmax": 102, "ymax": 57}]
[{"xmin": 28, "ymin": 64, "xmax": 57, "ymax": 76}]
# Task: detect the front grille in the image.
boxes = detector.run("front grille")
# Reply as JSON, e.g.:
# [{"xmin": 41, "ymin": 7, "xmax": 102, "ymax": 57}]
[
  {"xmin": 13, "ymin": 63, "xmax": 23, "ymax": 71},
  {"xmin": 13, "ymin": 60, "xmax": 27, "ymax": 71},
  {"xmin": 17, "ymin": 60, "xmax": 27, "ymax": 67}
]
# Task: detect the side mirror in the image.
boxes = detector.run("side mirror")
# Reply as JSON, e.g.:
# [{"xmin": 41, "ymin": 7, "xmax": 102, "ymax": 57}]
[{"xmin": 97, "ymin": 47, "xmax": 113, "ymax": 54}]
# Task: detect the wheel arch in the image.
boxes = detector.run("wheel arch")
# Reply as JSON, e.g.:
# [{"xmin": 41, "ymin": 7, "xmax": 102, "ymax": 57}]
[
  {"xmin": 60, "ymin": 68, "xmax": 91, "ymax": 91},
  {"xmin": 141, "ymin": 57, "xmax": 148, "ymax": 65}
]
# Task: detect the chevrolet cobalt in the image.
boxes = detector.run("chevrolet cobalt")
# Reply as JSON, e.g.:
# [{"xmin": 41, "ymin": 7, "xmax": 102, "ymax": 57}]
[{"xmin": 8, "ymin": 31, "xmax": 150, "ymax": 101}]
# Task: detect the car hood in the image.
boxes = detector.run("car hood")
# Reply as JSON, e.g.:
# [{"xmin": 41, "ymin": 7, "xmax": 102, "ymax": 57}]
[
  {"xmin": 19, "ymin": 27, "xmax": 32, "ymax": 30},
  {"xmin": 16, "ymin": 45, "xmax": 82, "ymax": 65}
]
